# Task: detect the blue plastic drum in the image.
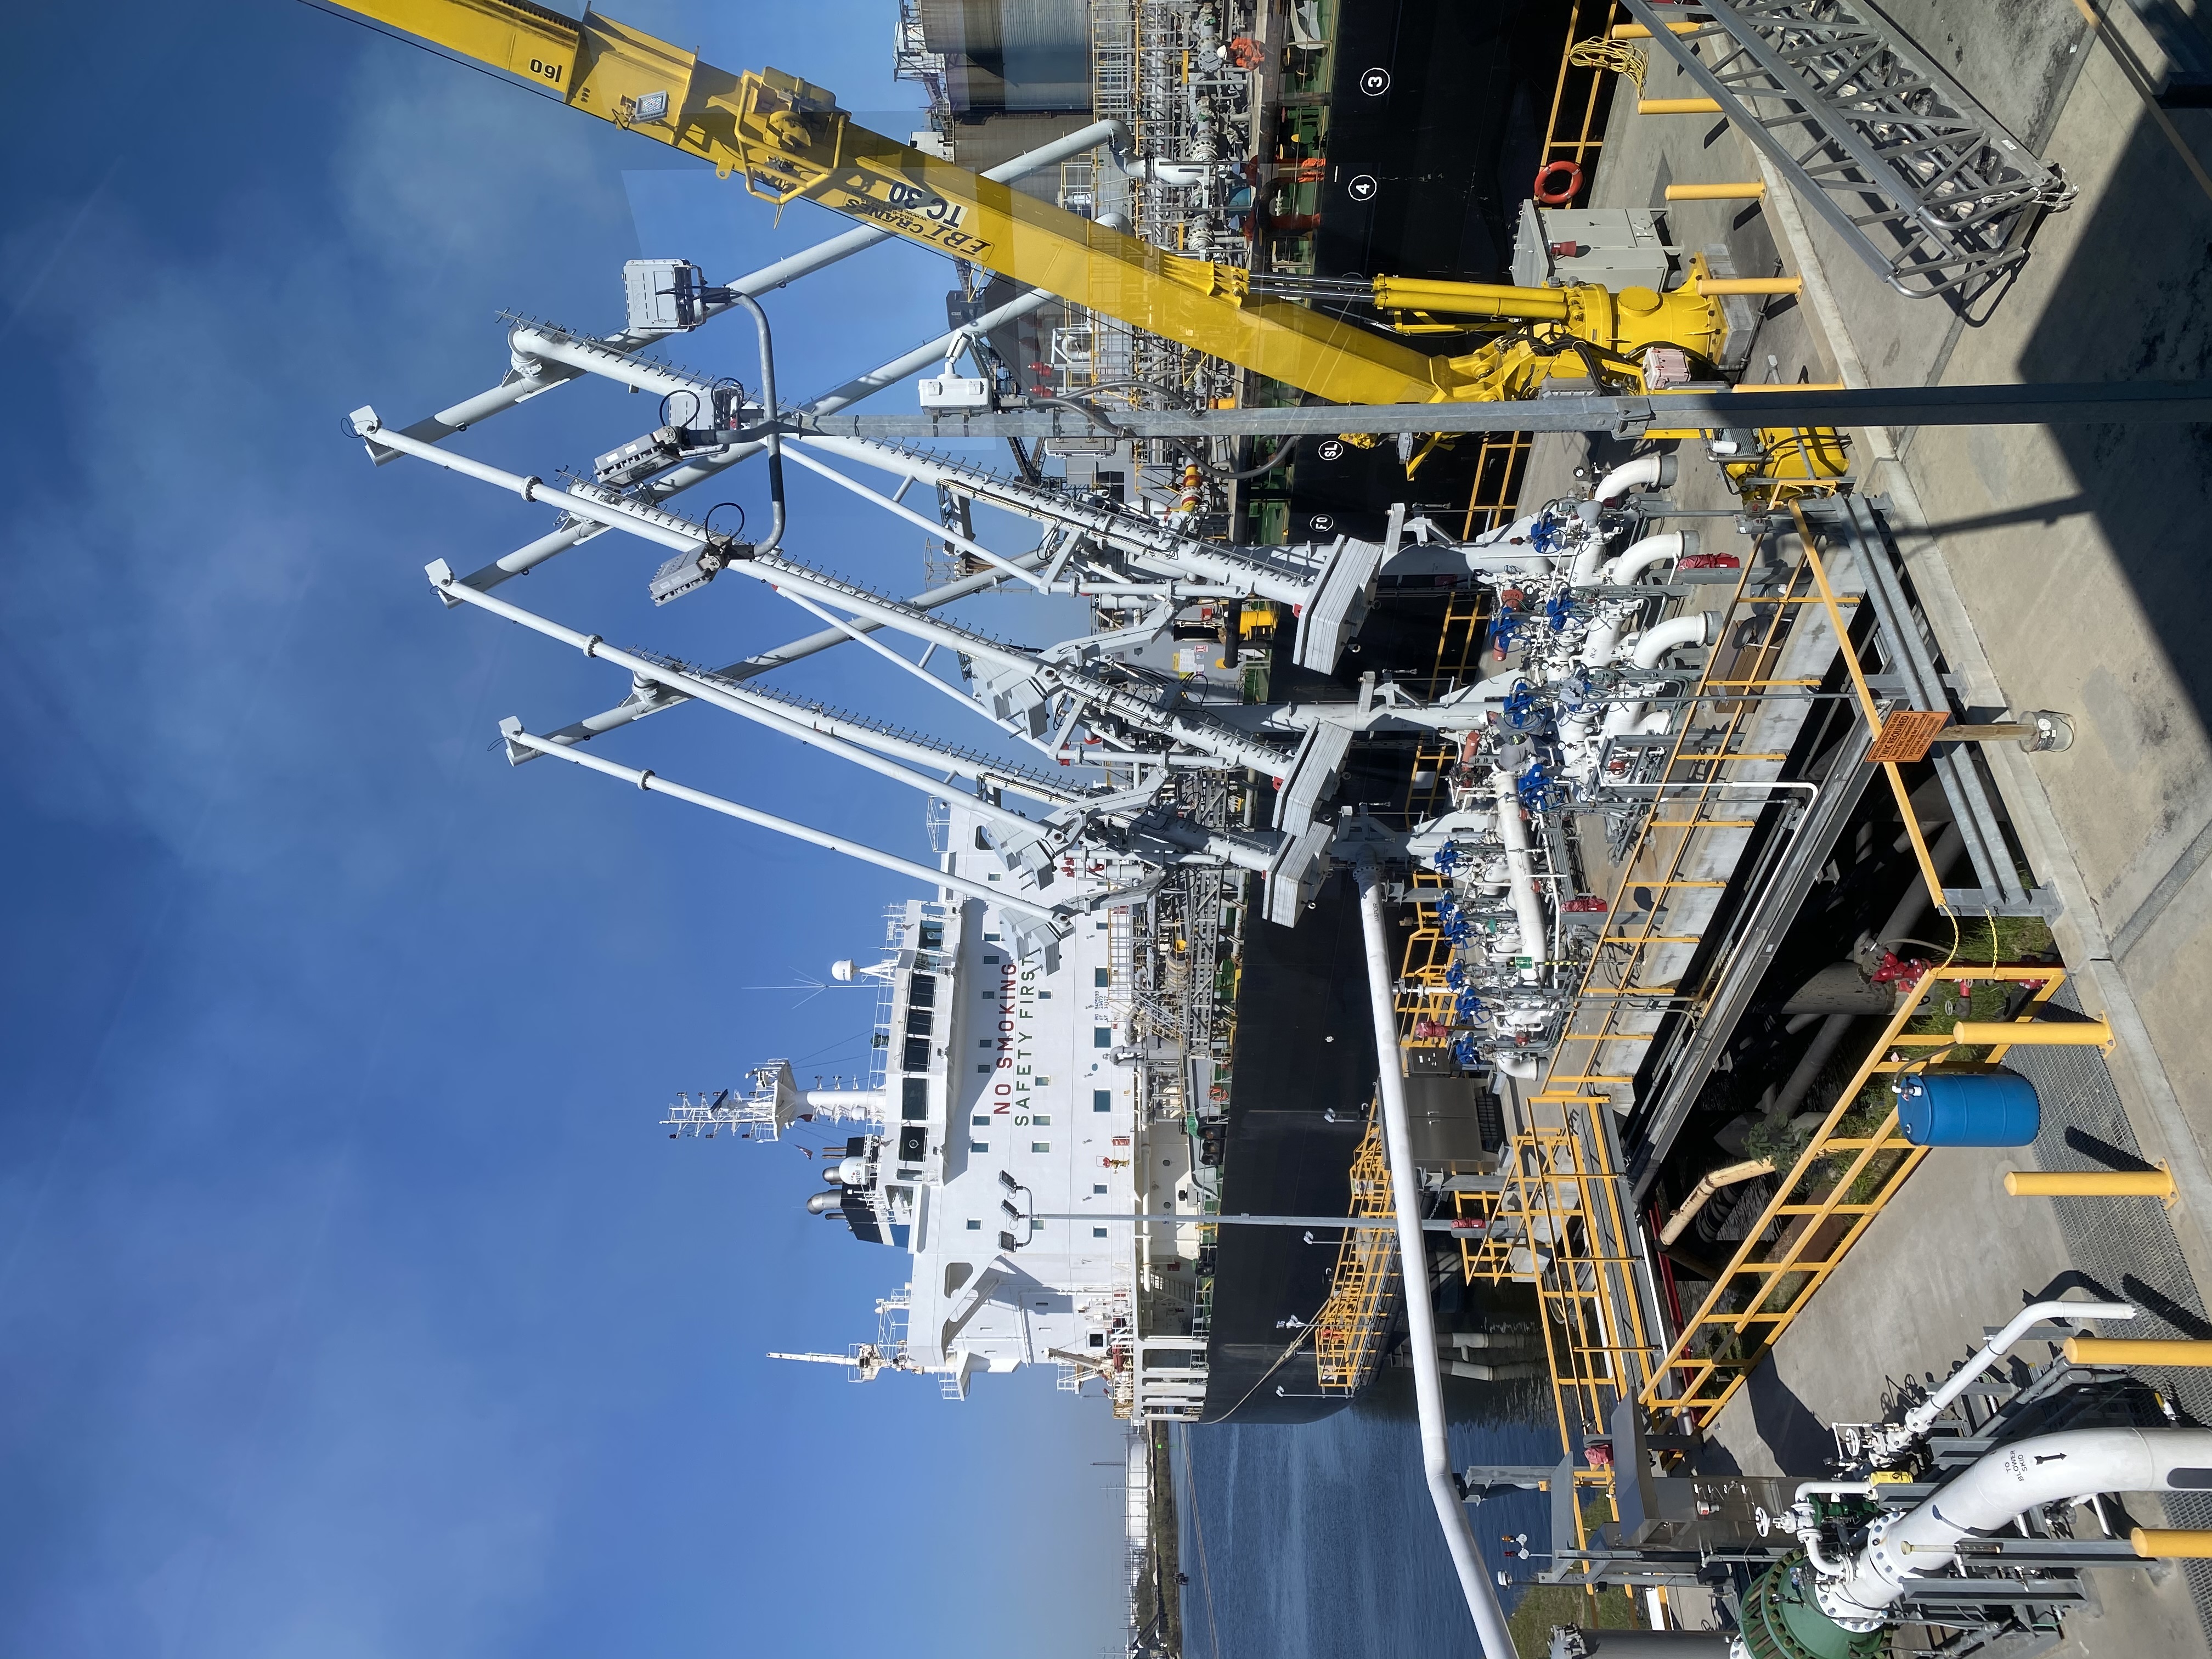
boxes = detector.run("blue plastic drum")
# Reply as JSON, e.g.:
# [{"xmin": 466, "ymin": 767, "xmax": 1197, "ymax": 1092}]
[{"xmin": 1896, "ymin": 1069, "xmax": 2042, "ymax": 1148}]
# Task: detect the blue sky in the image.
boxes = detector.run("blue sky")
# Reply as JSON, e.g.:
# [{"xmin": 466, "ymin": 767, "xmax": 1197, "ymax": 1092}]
[{"xmin": 0, "ymin": 3, "xmax": 1125, "ymax": 1655}]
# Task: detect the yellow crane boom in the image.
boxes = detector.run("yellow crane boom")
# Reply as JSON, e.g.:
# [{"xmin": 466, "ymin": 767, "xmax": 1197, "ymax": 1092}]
[
  {"xmin": 330, "ymin": 1, "xmax": 1750, "ymax": 409},
  {"xmin": 334, "ymin": 0, "xmax": 1465, "ymax": 404}
]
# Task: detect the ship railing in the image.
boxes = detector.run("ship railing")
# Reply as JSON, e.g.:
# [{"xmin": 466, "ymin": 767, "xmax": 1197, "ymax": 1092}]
[
  {"xmin": 1451, "ymin": 1110, "xmax": 1665, "ymax": 1589},
  {"xmin": 1309, "ymin": 1102, "xmax": 1402, "ymax": 1393}
]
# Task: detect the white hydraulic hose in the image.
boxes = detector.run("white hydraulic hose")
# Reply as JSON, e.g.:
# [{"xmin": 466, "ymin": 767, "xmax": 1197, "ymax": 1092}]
[
  {"xmin": 1604, "ymin": 530, "xmax": 1699, "ymax": 586},
  {"xmin": 1355, "ymin": 859, "xmax": 1519, "ymax": 1659},
  {"xmin": 1824, "ymin": 1427, "xmax": 2212, "ymax": 1623},
  {"xmin": 1903, "ymin": 1301, "xmax": 2136, "ymax": 1436},
  {"xmin": 1488, "ymin": 771, "xmax": 1548, "ymax": 988}
]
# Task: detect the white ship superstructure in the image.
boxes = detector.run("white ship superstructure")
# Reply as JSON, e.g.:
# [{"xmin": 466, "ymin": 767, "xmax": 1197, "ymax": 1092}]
[{"xmin": 676, "ymin": 803, "xmax": 1213, "ymax": 1416}]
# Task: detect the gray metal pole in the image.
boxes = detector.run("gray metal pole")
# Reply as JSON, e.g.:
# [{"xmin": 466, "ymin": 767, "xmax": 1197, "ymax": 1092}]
[
  {"xmin": 1022, "ymin": 1211, "xmax": 1486, "ymax": 1232},
  {"xmin": 499, "ymin": 721, "xmax": 1066, "ymax": 930},
  {"xmin": 792, "ymin": 379, "xmax": 2212, "ymax": 440}
]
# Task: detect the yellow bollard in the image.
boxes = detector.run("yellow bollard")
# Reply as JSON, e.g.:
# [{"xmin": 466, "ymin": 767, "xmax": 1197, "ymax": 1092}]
[
  {"xmin": 1612, "ymin": 20, "xmax": 1706, "ymax": 37},
  {"xmin": 2062, "ymin": 1337, "xmax": 2212, "ymax": 1367},
  {"xmin": 1694, "ymin": 276, "xmax": 1804, "ymax": 296},
  {"xmin": 1640, "ymin": 97, "xmax": 1725, "ymax": 114},
  {"xmin": 1666, "ymin": 182, "xmax": 1767, "ymax": 201},
  {"xmin": 1953, "ymin": 1019, "xmax": 2113, "ymax": 1047},
  {"xmin": 2132, "ymin": 1529, "xmax": 2212, "ymax": 1558},
  {"xmin": 2006, "ymin": 1167, "xmax": 2175, "ymax": 1201}
]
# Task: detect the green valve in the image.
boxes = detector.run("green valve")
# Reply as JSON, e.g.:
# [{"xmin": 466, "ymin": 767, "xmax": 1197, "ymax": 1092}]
[{"xmin": 1737, "ymin": 1558, "xmax": 1883, "ymax": 1659}]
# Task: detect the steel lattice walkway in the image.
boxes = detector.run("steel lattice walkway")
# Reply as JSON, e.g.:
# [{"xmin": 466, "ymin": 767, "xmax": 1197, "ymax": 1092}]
[{"xmin": 1621, "ymin": 0, "xmax": 2074, "ymax": 296}]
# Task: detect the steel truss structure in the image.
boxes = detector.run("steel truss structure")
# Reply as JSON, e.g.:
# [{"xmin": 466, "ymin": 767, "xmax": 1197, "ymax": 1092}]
[{"xmin": 1621, "ymin": 0, "xmax": 2074, "ymax": 297}]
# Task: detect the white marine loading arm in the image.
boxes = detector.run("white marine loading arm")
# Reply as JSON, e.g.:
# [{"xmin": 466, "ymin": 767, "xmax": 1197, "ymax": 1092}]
[{"xmin": 330, "ymin": 0, "xmax": 1742, "ymax": 403}]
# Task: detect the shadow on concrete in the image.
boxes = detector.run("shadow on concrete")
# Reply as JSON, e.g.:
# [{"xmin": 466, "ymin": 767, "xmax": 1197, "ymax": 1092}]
[
  {"xmin": 2013, "ymin": 106, "xmax": 2212, "ymax": 738},
  {"xmin": 2064, "ymin": 1124, "xmax": 2163, "ymax": 1174},
  {"xmin": 1914, "ymin": 494, "xmax": 2092, "ymax": 537},
  {"xmin": 1741, "ymin": 1358, "xmax": 1832, "ymax": 1475},
  {"xmin": 2123, "ymin": 1273, "xmax": 2212, "ymax": 1340}
]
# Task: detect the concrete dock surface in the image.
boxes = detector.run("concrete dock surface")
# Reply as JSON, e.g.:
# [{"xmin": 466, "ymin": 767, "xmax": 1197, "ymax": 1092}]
[{"xmin": 1534, "ymin": 2, "xmax": 2212, "ymax": 1647}]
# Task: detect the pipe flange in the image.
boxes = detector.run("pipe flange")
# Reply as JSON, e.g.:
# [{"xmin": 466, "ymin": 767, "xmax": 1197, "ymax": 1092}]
[{"xmin": 1810, "ymin": 1582, "xmax": 1885, "ymax": 1635}]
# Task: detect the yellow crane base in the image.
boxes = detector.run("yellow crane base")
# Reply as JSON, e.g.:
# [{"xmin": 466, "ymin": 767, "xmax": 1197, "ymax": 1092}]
[
  {"xmin": 1640, "ymin": 98, "xmax": 1725, "ymax": 115},
  {"xmin": 2062, "ymin": 1336, "xmax": 2212, "ymax": 1366},
  {"xmin": 1666, "ymin": 182, "xmax": 1767, "ymax": 201},
  {"xmin": 2006, "ymin": 1167, "xmax": 2175, "ymax": 1201}
]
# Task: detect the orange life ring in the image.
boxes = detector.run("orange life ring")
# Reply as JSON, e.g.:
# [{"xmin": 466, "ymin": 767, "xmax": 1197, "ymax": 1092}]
[{"xmin": 1533, "ymin": 160, "xmax": 1583, "ymax": 207}]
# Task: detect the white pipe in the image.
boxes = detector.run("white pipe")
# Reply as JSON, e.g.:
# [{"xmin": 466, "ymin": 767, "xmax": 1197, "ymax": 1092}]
[
  {"xmin": 1903, "ymin": 1301, "xmax": 2136, "ymax": 1436},
  {"xmin": 1590, "ymin": 453, "xmax": 1675, "ymax": 504},
  {"xmin": 531, "ymin": 543, "xmax": 1052, "ymax": 751},
  {"xmin": 1354, "ymin": 860, "xmax": 1519, "ymax": 1659},
  {"xmin": 1604, "ymin": 530, "xmax": 1699, "ymax": 586},
  {"xmin": 1579, "ymin": 615, "xmax": 1625, "ymax": 669},
  {"xmin": 780, "ymin": 442, "xmax": 1050, "ymax": 591},
  {"xmin": 1824, "ymin": 1427, "xmax": 2212, "ymax": 1624},
  {"xmin": 427, "ymin": 562, "xmax": 1074, "ymax": 834},
  {"xmin": 798, "ymin": 433, "xmax": 1323, "ymax": 605},
  {"xmin": 1569, "ymin": 538, "xmax": 1609, "ymax": 585},
  {"xmin": 501, "ymin": 723, "xmax": 1066, "ymax": 929},
  {"xmin": 1488, "ymin": 771, "xmax": 1548, "ymax": 985},
  {"xmin": 385, "ymin": 124, "xmax": 1125, "ymax": 449},
  {"xmin": 465, "ymin": 287, "xmax": 1058, "ymax": 589},
  {"xmin": 1632, "ymin": 611, "xmax": 1720, "ymax": 669}
]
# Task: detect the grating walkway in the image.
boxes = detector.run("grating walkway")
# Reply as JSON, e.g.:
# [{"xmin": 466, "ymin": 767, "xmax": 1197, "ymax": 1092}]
[{"xmin": 2010, "ymin": 983, "xmax": 2212, "ymax": 1647}]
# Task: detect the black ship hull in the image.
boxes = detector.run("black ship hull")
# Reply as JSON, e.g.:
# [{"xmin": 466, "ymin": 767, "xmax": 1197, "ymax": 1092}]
[{"xmin": 1197, "ymin": 0, "xmax": 1595, "ymax": 1424}]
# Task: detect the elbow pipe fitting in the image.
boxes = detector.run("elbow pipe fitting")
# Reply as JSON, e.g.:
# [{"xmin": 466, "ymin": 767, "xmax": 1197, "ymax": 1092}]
[
  {"xmin": 1824, "ymin": 1427, "xmax": 2212, "ymax": 1622},
  {"xmin": 1605, "ymin": 529, "xmax": 1699, "ymax": 585},
  {"xmin": 1590, "ymin": 452, "xmax": 1676, "ymax": 504},
  {"xmin": 1630, "ymin": 610, "xmax": 1719, "ymax": 668}
]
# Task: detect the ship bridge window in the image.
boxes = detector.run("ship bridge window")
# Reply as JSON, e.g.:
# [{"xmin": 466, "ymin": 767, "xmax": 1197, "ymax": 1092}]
[
  {"xmin": 909, "ymin": 974, "xmax": 936, "ymax": 1009},
  {"xmin": 944, "ymin": 1262, "xmax": 973, "ymax": 1295},
  {"xmin": 897, "ymin": 1126, "xmax": 927, "ymax": 1161},
  {"xmin": 904, "ymin": 1036, "xmax": 932, "ymax": 1071},
  {"xmin": 919, "ymin": 921, "xmax": 943, "ymax": 950},
  {"xmin": 1095, "ymin": 968, "xmax": 1110, "ymax": 988},
  {"xmin": 901, "ymin": 1078, "xmax": 928, "ymax": 1122},
  {"xmin": 966, "ymin": 1218, "xmax": 981, "ymax": 1231},
  {"xmin": 1031, "ymin": 1141, "xmax": 1050, "ymax": 1154},
  {"xmin": 905, "ymin": 1007, "xmax": 933, "ymax": 1037},
  {"xmin": 1094, "ymin": 1091, "xmax": 1111, "ymax": 1113},
  {"xmin": 1093, "ymin": 1028, "xmax": 1111, "ymax": 1048},
  {"xmin": 972, "ymin": 1115, "xmax": 991, "ymax": 1127}
]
